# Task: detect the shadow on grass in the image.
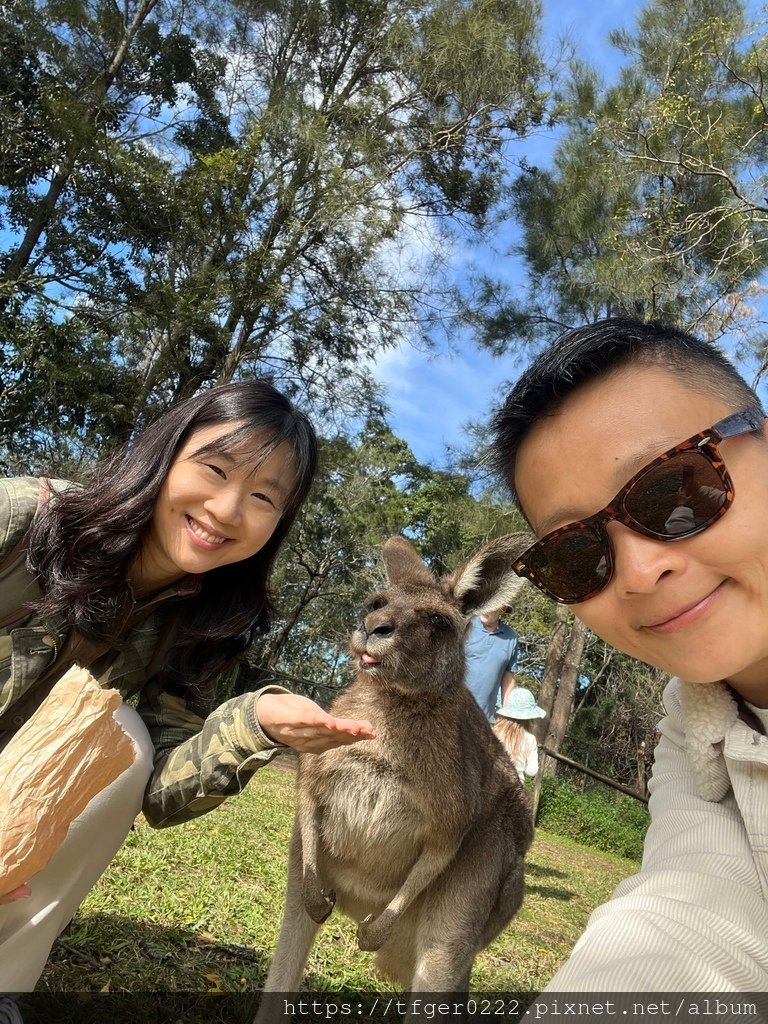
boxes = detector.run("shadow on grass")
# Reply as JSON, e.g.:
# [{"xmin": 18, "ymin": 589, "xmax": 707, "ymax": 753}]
[
  {"xmin": 34, "ymin": 912, "xmax": 270, "ymax": 1023},
  {"xmin": 524, "ymin": 884, "xmax": 575, "ymax": 902},
  {"xmin": 524, "ymin": 863, "xmax": 569, "ymax": 881}
]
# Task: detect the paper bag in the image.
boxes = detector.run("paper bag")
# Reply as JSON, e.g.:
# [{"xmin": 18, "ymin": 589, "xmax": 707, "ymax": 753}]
[{"xmin": 0, "ymin": 664, "xmax": 137, "ymax": 895}]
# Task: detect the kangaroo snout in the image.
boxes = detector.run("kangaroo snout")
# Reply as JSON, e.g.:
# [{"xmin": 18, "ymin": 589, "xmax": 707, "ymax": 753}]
[
  {"xmin": 351, "ymin": 618, "xmax": 396, "ymax": 673},
  {"xmin": 359, "ymin": 615, "xmax": 396, "ymax": 638}
]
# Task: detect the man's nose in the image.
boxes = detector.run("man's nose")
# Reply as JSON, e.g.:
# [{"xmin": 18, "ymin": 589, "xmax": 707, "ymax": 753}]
[{"xmin": 607, "ymin": 522, "xmax": 686, "ymax": 595}]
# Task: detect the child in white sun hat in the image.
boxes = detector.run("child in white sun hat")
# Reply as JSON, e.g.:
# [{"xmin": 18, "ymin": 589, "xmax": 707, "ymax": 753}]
[{"xmin": 493, "ymin": 687, "xmax": 546, "ymax": 784}]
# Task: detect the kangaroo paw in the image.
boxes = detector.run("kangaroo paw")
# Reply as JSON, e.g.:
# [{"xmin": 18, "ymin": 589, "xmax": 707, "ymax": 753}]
[
  {"xmin": 357, "ymin": 910, "xmax": 395, "ymax": 952},
  {"xmin": 302, "ymin": 879, "xmax": 336, "ymax": 923}
]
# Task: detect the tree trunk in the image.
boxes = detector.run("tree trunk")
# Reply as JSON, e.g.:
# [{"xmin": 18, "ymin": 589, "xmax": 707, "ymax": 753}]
[
  {"xmin": 636, "ymin": 740, "xmax": 648, "ymax": 798},
  {"xmin": 532, "ymin": 602, "xmax": 569, "ymax": 742},
  {"xmin": 540, "ymin": 616, "xmax": 589, "ymax": 775}
]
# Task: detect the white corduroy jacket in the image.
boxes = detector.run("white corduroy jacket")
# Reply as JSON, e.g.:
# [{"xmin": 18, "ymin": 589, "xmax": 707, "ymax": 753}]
[{"xmin": 544, "ymin": 676, "xmax": 768, "ymax": 992}]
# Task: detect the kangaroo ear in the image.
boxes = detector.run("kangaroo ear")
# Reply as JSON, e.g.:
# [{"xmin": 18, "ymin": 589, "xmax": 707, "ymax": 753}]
[
  {"xmin": 444, "ymin": 533, "xmax": 534, "ymax": 617},
  {"xmin": 382, "ymin": 536, "xmax": 435, "ymax": 587}
]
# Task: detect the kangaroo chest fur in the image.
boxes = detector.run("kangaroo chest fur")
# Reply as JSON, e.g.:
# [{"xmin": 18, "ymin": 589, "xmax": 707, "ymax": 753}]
[
  {"xmin": 302, "ymin": 733, "xmax": 447, "ymax": 888},
  {"xmin": 299, "ymin": 685, "xmax": 485, "ymax": 902}
]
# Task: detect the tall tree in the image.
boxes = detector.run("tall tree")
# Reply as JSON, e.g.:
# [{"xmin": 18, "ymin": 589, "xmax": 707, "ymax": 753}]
[
  {"xmin": 1, "ymin": 0, "xmax": 550, "ymax": 470},
  {"xmin": 472, "ymin": 0, "xmax": 768, "ymax": 355},
  {"xmin": 538, "ymin": 615, "xmax": 589, "ymax": 774},
  {"xmin": 531, "ymin": 602, "xmax": 569, "ymax": 743},
  {"xmin": 0, "ymin": 0, "xmax": 227, "ymax": 298},
  {"xmin": 0, "ymin": 0, "xmax": 232, "ymax": 469}
]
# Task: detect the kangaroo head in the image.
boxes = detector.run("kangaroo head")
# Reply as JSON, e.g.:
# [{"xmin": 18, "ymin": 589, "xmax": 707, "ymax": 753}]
[{"xmin": 350, "ymin": 533, "xmax": 533, "ymax": 694}]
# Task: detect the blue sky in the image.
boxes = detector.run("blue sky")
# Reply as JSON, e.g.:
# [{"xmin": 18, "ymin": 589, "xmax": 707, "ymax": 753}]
[{"xmin": 370, "ymin": 0, "xmax": 716, "ymax": 467}]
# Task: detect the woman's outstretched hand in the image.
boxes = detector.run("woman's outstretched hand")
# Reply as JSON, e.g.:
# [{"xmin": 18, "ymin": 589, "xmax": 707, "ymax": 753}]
[
  {"xmin": 0, "ymin": 884, "xmax": 31, "ymax": 905},
  {"xmin": 255, "ymin": 692, "xmax": 375, "ymax": 753}
]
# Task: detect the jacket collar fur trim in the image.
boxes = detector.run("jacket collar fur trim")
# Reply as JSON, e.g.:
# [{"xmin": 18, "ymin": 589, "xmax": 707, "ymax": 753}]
[{"xmin": 678, "ymin": 679, "xmax": 739, "ymax": 802}]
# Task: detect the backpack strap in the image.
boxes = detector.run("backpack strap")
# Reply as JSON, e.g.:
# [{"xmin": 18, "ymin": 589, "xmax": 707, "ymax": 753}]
[{"xmin": 0, "ymin": 477, "xmax": 52, "ymax": 630}]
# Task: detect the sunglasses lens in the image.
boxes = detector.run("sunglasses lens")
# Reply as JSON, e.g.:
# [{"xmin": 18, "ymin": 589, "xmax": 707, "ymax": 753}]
[
  {"xmin": 529, "ymin": 526, "xmax": 611, "ymax": 603},
  {"xmin": 625, "ymin": 450, "xmax": 727, "ymax": 536}
]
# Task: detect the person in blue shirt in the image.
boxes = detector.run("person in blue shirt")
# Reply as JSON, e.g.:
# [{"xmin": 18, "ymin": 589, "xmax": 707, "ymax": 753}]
[{"xmin": 464, "ymin": 607, "xmax": 518, "ymax": 721}]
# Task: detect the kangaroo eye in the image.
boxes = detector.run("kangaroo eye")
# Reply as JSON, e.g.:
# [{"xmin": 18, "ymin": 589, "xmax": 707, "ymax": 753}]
[{"xmin": 429, "ymin": 614, "xmax": 451, "ymax": 629}]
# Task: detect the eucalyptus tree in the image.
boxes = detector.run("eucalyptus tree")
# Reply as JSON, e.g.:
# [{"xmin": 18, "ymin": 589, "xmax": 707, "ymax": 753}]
[
  {"xmin": 0, "ymin": 0, "xmax": 231, "ymax": 469},
  {"xmin": 1, "ymin": 0, "xmax": 550, "ymax": 470}
]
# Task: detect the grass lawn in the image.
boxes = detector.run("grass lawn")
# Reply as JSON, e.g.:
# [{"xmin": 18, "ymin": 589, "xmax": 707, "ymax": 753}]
[{"xmin": 38, "ymin": 758, "xmax": 638, "ymax": 998}]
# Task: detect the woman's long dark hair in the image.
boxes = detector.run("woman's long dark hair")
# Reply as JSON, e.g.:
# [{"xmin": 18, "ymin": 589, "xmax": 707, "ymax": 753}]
[{"xmin": 27, "ymin": 380, "xmax": 318, "ymax": 691}]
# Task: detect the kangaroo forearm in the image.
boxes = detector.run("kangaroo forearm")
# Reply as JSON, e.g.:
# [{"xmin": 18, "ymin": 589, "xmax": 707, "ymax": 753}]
[{"xmin": 385, "ymin": 842, "xmax": 460, "ymax": 916}]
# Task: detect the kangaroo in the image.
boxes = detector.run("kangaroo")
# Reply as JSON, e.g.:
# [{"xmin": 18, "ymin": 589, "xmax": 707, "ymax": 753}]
[{"xmin": 255, "ymin": 534, "xmax": 535, "ymax": 1018}]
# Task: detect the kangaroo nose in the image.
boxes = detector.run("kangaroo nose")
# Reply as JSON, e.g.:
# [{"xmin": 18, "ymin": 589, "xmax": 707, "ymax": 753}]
[{"xmin": 360, "ymin": 616, "xmax": 394, "ymax": 637}]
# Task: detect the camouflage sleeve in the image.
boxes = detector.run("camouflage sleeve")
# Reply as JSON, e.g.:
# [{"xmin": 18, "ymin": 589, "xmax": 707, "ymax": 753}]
[
  {"xmin": 0, "ymin": 476, "xmax": 42, "ymax": 558},
  {"xmin": 137, "ymin": 681, "xmax": 291, "ymax": 829}
]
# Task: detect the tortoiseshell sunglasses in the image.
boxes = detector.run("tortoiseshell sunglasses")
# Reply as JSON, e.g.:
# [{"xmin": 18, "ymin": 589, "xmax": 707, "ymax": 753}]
[{"xmin": 513, "ymin": 406, "xmax": 766, "ymax": 604}]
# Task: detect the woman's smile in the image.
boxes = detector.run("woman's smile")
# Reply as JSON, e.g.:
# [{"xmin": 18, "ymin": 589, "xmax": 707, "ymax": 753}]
[{"xmin": 184, "ymin": 515, "xmax": 232, "ymax": 549}]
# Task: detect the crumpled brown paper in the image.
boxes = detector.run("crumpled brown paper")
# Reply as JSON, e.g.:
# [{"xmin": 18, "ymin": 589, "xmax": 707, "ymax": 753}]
[{"xmin": 0, "ymin": 664, "xmax": 137, "ymax": 895}]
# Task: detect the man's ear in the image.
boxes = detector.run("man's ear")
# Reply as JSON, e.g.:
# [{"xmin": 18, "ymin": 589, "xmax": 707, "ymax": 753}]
[{"xmin": 443, "ymin": 533, "xmax": 533, "ymax": 617}]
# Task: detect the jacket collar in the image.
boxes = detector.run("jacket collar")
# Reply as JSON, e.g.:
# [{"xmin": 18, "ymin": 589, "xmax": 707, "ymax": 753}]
[
  {"xmin": 676, "ymin": 678, "xmax": 768, "ymax": 801},
  {"xmin": 678, "ymin": 679, "xmax": 738, "ymax": 802}
]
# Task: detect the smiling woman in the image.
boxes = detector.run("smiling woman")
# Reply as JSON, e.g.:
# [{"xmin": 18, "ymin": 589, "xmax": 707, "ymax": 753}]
[
  {"xmin": 0, "ymin": 379, "xmax": 375, "ymax": 994},
  {"xmin": 488, "ymin": 317, "xmax": 768, "ymax": 993},
  {"xmin": 134, "ymin": 423, "xmax": 293, "ymax": 591}
]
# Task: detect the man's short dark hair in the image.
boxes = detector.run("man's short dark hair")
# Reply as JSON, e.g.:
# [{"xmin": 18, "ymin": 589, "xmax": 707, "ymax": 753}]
[{"xmin": 488, "ymin": 316, "xmax": 761, "ymax": 502}]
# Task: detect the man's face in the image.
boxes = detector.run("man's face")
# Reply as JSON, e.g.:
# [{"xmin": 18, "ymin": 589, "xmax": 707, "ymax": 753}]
[
  {"xmin": 480, "ymin": 608, "xmax": 505, "ymax": 628},
  {"xmin": 514, "ymin": 364, "xmax": 768, "ymax": 701}
]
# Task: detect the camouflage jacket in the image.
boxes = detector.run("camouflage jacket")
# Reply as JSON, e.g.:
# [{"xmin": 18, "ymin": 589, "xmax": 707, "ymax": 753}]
[{"xmin": 0, "ymin": 477, "xmax": 288, "ymax": 828}]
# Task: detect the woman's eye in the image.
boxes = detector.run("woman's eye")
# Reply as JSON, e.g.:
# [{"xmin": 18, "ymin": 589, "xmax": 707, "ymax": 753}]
[
  {"xmin": 252, "ymin": 491, "xmax": 276, "ymax": 507},
  {"xmin": 206, "ymin": 464, "xmax": 226, "ymax": 478}
]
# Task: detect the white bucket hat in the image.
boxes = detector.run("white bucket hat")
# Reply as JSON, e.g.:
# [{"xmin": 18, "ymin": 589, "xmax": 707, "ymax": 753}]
[{"xmin": 496, "ymin": 688, "xmax": 546, "ymax": 720}]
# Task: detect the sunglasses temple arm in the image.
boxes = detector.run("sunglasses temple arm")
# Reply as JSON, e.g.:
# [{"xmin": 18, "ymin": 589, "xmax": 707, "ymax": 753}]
[{"xmin": 712, "ymin": 408, "xmax": 766, "ymax": 440}]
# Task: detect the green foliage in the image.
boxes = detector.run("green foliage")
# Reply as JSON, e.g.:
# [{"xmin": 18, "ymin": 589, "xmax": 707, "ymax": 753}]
[
  {"xmin": 567, "ymin": 643, "xmax": 666, "ymax": 790},
  {"xmin": 536, "ymin": 775, "xmax": 650, "ymax": 860},
  {"xmin": 473, "ymin": 0, "xmax": 768, "ymax": 354},
  {"xmin": 0, "ymin": 0, "xmax": 550, "ymax": 468},
  {"xmin": 0, "ymin": 307, "xmax": 141, "ymax": 473}
]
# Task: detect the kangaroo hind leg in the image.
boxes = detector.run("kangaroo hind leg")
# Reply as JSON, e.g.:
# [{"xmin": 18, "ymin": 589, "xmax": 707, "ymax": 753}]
[{"xmin": 255, "ymin": 826, "xmax": 322, "ymax": 1023}]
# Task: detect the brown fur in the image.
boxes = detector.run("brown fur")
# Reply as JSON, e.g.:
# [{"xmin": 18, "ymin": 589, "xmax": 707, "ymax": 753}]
[{"xmin": 255, "ymin": 534, "xmax": 535, "ymax": 1016}]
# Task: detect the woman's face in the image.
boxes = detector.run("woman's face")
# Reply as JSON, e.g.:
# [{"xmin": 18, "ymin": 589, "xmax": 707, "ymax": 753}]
[
  {"xmin": 135, "ymin": 422, "xmax": 295, "ymax": 592},
  {"xmin": 514, "ymin": 364, "xmax": 768, "ymax": 705}
]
